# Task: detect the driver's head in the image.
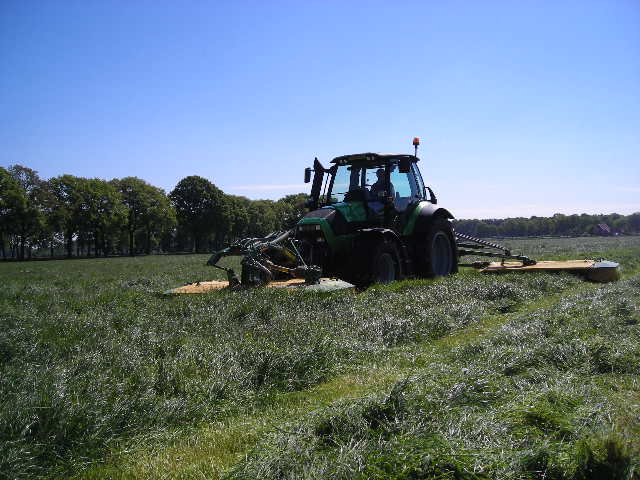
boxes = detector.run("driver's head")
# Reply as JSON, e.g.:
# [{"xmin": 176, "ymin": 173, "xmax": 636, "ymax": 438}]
[{"xmin": 376, "ymin": 168, "xmax": 385, "ymax": 179}]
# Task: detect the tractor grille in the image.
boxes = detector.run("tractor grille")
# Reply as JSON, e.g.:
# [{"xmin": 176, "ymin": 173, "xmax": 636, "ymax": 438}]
[{"xmin": 295, "ymin": 226, "xmax": 328, "ymax": 267}]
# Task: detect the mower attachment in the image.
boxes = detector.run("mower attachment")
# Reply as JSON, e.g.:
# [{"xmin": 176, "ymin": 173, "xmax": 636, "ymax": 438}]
[
  {"xmin": 456, "ymin": 233, "xmax": 620, "ymax": 282},
  {"xmin": 477, "ymin": 259, "xmax": 620, "ymax": 283},
  {"xmin": 205, "ymin": 230, "xmax": 321, "ymax": 288}
]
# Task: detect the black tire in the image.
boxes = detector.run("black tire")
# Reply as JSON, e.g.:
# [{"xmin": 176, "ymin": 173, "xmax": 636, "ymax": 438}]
[
  {"xmin": 418, "ymin": 218, "xmax": 458, "ymax": 278},
  {"xmin": 348, "ymin": 238, "xmax": 402, "ymax": 288},
  {"xmin": 240, "ymin": 260, "xmax": 271, "ymax": 286}
]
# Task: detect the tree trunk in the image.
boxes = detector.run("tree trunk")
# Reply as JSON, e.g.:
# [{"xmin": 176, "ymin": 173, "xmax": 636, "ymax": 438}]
[
  {"xmin": 146, "ymin": 226, "xmax": 151, "ymax": 255},
  {"xmin": 129, "ymin": 228, "xmax": 135, "ymax": 256},
  {"xmin": 66, "ymin": 232, "xmax": 73, "ymax": 258}
]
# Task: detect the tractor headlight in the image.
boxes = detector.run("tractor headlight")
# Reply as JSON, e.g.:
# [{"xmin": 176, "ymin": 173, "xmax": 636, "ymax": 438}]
[{"xmin": 297, "ymin": 224, "xmax": 322, "ymax": 233}]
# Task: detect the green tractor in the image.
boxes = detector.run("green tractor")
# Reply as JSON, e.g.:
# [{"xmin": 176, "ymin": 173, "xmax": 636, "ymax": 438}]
[
  {"xmin": 294, "ymin": 151, "xmax": 458, "ymax": 286},
  {"xmin": 208, "ymin": 140, "xmax": 462, "ymax": 288}
]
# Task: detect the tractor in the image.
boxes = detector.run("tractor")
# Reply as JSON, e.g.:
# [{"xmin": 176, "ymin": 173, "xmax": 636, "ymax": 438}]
[
  {"xmin": 167, "ymin": 139, "xmax": 618, "ymax": 295},
  {"xmin": 293, "ymin": 148, "xmax": 457, "ymax": 287}
]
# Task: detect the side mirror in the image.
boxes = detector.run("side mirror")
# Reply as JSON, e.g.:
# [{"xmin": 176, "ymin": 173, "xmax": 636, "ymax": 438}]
[
  {"xmin": 426, "ymin": 186, "xmax": 437, "ymax": 204},
  {"xmin": 399, "ymin": 158, "xmax": 411, "ymax": 173},
  {"xmin": 304, "ymin": 167, "xmax": 312, "ymax": 183}
]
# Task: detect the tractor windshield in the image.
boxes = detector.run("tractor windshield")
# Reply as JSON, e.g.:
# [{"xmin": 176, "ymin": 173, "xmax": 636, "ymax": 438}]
[{"xmin": 327, "ymin": 163, "xmax": 388, "ymax": 203}]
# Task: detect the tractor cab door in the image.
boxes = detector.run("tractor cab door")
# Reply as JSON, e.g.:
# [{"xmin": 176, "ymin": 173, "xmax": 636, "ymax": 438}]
[{"xmin": 389, "ymin": 163, "xmax": 425, "ymax": 232}]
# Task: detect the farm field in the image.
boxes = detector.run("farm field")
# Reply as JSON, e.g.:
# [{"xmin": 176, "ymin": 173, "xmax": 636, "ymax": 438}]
[{"xmin": 1, "ymin": 236, "xmax": 639, "ymax": 479}]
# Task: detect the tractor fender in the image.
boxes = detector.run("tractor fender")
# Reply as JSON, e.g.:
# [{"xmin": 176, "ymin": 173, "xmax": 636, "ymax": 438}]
[{"xmin": 409, "ymin": 203, "xmax": 455, "ymax": 235}]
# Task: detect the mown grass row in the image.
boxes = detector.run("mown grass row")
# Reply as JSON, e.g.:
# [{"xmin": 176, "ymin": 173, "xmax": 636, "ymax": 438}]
[
  {"xmin": 227, "ymin": 273, "xmax": 640, "ymax": 479},
  {"xmin": 0, "ymin": 237, "xmax": 638, "ymax": 478}
]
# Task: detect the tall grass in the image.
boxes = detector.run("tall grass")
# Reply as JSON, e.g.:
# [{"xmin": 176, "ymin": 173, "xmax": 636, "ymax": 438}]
[
  {"xmin": 0, "ymin": 237, "xmax": 638, "ymax": 478},
  {"xmin": 227, "ymin": 274, "xmax": 640, "ymax": 479}
]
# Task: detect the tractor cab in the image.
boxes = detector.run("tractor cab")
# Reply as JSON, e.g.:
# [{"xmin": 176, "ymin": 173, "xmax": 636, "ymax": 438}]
[{"xmin": 304, "ymin": 153, "xmax": 436, "ymax": 231}]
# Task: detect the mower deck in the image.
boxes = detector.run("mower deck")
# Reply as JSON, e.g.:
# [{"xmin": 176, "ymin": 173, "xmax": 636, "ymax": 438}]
[{"xmin": 479, "ymin": 259, "xmax": 620, "ymax": 282}]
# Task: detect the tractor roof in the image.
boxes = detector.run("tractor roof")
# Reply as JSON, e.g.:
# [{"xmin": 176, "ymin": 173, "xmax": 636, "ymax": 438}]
[{"xmin": 330, "ymin": 153, "xmax": 419, "ymax": 165}]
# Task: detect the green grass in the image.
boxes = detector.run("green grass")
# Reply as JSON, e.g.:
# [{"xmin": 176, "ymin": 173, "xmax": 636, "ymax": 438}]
[
  {"xmin": 226, "ymin": 275, "xmax": 640, "ymax": 479},
  {"xmin": 0, "ymin": 237, "xmax": 639, "ymax": 479}
]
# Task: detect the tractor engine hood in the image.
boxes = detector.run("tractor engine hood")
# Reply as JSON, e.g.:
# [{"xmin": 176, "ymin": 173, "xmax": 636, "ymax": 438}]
[{"xmin": 297, "ymin": 203, "xmax": 367, "ymax": 232}]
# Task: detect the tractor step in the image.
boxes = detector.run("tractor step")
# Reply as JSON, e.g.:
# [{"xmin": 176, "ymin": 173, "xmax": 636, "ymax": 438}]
[{"xmin": 478, "ymin": 259, "xmax": 620, "ymax": 282}]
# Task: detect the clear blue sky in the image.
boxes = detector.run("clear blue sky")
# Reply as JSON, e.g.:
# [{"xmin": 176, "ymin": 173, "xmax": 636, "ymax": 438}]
[{"xmin": 1, "ymin": 0, "xmax": 639, "ymax": 219}]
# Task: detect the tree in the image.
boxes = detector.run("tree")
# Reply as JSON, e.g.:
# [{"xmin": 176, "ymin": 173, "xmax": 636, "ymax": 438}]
[
  {"xmin": 78, "ymin": 179, "xmax": 126, "ymax": 256},
  {"xmin": 36, "ymin": 180, "xmax": 62, "ymax": 257},
  {"xmin": 5, "ymin": 165, "xmax": 44, "ymax": 259},
  {"xmin": 476, "ymin": 221, "xmax": 498, "ymax": 237},
  {"xmin": 169, "ymin": 176, "xmax": 225, "ymax": 252},
  {"xmin": 114, "ymin": 177, "xmax": 172, "ymax": 255},
  {"xmin": 227, "ymin": 195, "xmax": 250, "ymax": 241},
  {"xmin": 47, "ymin": 175, "xmax": 81, "ymax": 257},
  {"xmin": 276, "ymin": 193, "xmax": 309, "ymax": 229},
  {"xmin": 140, "ymin": 186, "xmax": 175, "ymax": 254},
  {"xmin": 247, "ymin": 200, "xmax": 279, "ymax": 237},
  {"xmin": 56, "ymin": 178, "xmax": 126, "ymax": 257},
  {"xmin": 0, "ymin": 167, "xmax": 25, "ymax": 259}
]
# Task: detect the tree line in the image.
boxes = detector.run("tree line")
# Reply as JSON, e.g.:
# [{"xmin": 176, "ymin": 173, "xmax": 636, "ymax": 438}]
[
  {"xmin": 0, "ymin": 165, "xmax": 306, "ymax": 260},
  {"xmin": 1, "ymin": 163, "xmax": 638, "ymax": 260},
  {"xmin": 454, "ymin": 213, "xmax": 640, "ymax": 238}
]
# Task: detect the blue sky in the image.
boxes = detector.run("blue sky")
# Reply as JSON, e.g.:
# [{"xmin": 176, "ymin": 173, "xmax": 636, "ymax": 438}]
[{"xmin": 1, "ymin": 0, "xmax": 639, "ymax": 218}]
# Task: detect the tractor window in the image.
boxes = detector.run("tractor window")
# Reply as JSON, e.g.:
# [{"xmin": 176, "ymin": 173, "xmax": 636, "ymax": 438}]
[
  {"xmin": 412, "ymin": 164, "xmax": 426, "ymax": 200},
  {"xmin": 391, "ymin": 165, "xmax": 422, "ymax": 212},
  {"xmin": 330, "ymin": 165, "xmax": 364, "ymax": 203},
  {"xmin": 329, "ymin": 162, "xmax": 423, "ymax": 206},
  {"xmin": 365, "ymin": 166, "xmax": 385, "ymax": 200}
]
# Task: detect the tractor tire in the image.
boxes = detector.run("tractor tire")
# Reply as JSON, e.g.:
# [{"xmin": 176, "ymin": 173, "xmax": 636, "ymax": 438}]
[
  {"xmin": 240, "ymin": 261, "xmax": 271, "ymax": 286},
  {"xmin": 418, "ymin": 218, "xmax": 458, "ymax": 278},
  {"xmin": 348, "ymin": 238, "xmax": 402, "ymax": 288}
]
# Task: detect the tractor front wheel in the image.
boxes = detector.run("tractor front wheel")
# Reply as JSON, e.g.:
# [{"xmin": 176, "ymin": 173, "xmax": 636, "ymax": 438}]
[
  {"xmin": 349, "ymin": 238, "xmax": 402, "ymax": 288},
  {"xmin": 419, "ymin": 218, "xmax": 458, "ymax": 278}
]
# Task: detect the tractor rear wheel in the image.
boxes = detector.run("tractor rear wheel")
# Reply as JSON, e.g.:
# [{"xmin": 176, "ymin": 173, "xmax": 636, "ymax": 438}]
[{"xmin": 418, "ymin": 218, "xmax": 458, "ymax": 278}]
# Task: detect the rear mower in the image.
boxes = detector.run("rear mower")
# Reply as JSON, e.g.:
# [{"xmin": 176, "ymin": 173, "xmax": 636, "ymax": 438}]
[{"xmin": 167, "ymin": 139, "xmax": 619, "ymax": 294}]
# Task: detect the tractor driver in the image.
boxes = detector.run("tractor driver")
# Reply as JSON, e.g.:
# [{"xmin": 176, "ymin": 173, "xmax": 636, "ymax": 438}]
[{"xmin": 369, "ymin": 168, "xmax": 395, "ymax": 200}]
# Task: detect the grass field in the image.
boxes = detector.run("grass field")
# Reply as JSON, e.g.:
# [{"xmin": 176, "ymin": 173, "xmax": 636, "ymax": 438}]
[{"xmin": 1, "ymin": 236, "xmax": 639, "ymax": 479}]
